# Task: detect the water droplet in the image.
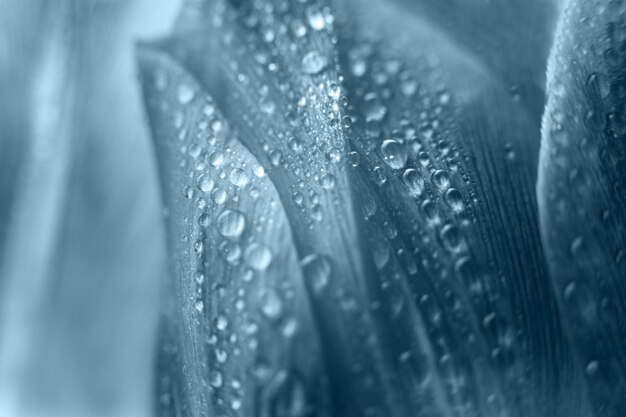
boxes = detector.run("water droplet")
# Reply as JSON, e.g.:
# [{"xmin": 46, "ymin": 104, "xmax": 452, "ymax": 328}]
[
  {"xmin": 183, "ymin": 185, "xmax": 194, "ymax": 199},
  {"xmin": 209, "ymin": 370, "xmax": 223, "ymax": 388},
  {"xmin": 212, "ymin": 188, "xmax": 227, "ymax": 205},
  {"xmin": 381, "ymin": 140, "xmax": 408, "ymax": 170},
  {"xmin": 302, "ymin": 51, "xmax": 328, "ymax": 75},
  {"xmin": 301, "ymin": 254, "xmax": 332, "ymax": 292},
  {"xmin": 219, "ymin": 240, "xmax": 242, "ymax": 263},
  {"xmin": 586, "ymin": 360, "xmax": 599, "ymax": 377},
  {"xmin": 440, "ymin": 224, "xmax": 463, "ymax": 252},
  {"xmin": 587, "ymin": 72, "xmax": 610, "ymax": 99},
  {"xmin": 432, "ymin": 170, "xmax": 450, "ymax": 190},
  {"xmin": 321, "ymin": 173, "xmax": 336, "ymax": 189},
  {"xmin": 373, "ymin": 166, "xmax": 387, "ymax": 186},
  {"xmin": 209, "ymin": 151, "xmax": 225, "ymax": 167},
  {"xmin": 312, "ymin": 204, "xmax": 323, "ymax": 221},
  {"xmin": 245, "ymin": 242, "xmax": 272, "ymax": 270},
  {"xmin": 292, "ymin": 192, "xmax": 304, "ymax": 205},
  {"xmin": 229, "ymin": 168, "xmax": 249, "ymax": 188},
  {"xmin": 196, "ymin": 174, "xmax": 215, "ymax": 193},
  {"xmin": 326, "ymin": 147, "xmax": 342, "ymax": 163},
  {"xmin": 348, "ymin": 151, "xmax": 359, "ymax": 167},
  {"xmin": 177, "ymin": 84, "xmax": 195, "ymax": 104},
  {"xmin": 253, "ymin": 165, "xmax": 266, "ymax": 177},
  {"xmin": 198, "ymin": 213, "xmax": 210, "ymax": 227},
  {"xmin": 260, "ymin": 289, "xmax": 283, "ymax": 319},
  {"xmin": 194, "ymin": 239, "xmax": 204, "ymax": 254},
  {"xmin": 444, "ymin": 188, "xmax": 464, "ymax": 212},
  {"xmin": 402, "ymin": 169, "xmax": 424, "ymax": 196},
  {"xmin": 421, "ymin": 199, "xmax": 439, "ymax": 223},
  {"xmin": 217, "ymin": 210, "xmax": 246, "ymax": 238},
  {"xmin": 570, "ymin": 236, "xmax": 583, "ymax": 255},
  {"xmin": 306, "ymin": 6, "xmax": 326, "ymax": 30}
]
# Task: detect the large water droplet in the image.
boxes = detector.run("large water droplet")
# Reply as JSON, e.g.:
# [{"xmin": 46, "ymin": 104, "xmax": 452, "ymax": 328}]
[
  {"xmin": 217, "ymin": 210, "xmax": 246, "ymax": 238},
  {"xmin": 381, "ymin": 140, "xmax": 408, "ymax": 170},
  {"xmin": 245, "ymin": 242, "xmax": 273, "ymax": 270},
  {"xmin": 402, "ymin": 169, "xmax": 424, "ymax": 196}
]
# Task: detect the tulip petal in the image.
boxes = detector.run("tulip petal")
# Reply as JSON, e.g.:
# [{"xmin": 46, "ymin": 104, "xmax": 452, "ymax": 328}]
[
  {"xmin": 539, "ymin": 0, "xmax": 626, "ymax": 413},
  {"xmin": 138, "ymin": 44, "xmax": 331, "ymax": 417}
]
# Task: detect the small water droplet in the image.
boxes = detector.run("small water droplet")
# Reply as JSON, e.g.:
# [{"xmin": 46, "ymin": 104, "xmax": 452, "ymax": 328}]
[
  {"xmin": 302, "ymin": 51, "xmax": 328, "ymax": 75},
  {"xmin": 260, "ymin": 289, "xmax": 283, "ymax": 318},
  {"xmin": 212, "ymin": 188, "xmax": 228, "ymax": 205},
  {"xmin": 321, "ymin": 173, "xmax": 336, "ymax": 189},
  {"xmin": 208, "ymin": 370, "xmax": 223, "ymax": 389},
  {"xmin": 197, "ymin": 174, "xmax": 215, "ymax": 193},
  {"xmin": 177, "ymin": 84, "xmax": 195, "ymax": 104},
  {"xmin": 301, "ymin": 254, "xmax": 332, "ymax": 292}
]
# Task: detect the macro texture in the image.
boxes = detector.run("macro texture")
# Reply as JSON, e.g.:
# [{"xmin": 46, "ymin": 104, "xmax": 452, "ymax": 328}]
[{"xmin": 0, "ymin": 0, "xmax": 625, "ymax": 416}]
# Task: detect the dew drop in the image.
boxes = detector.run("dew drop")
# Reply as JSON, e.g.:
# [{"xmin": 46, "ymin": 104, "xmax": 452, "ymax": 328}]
[
  {"xmin": 381, "ymin": 139, "xmax": 408, "ymax": 170},
  {"xmin": 402, "ymin": 168, "xmax": 424, "ymax": 196},
  {"xmin": 209, "ymin": 370, "xmax": 223, "ymax": 388},
  {"xmin": 432, "ymin": 170, "xmax": 450, "ymax": 190},
  {"xmin": 302, "ymin": 51, "xmax": 328, "ymax": 75},
  {"xmin": 321, "ymin": 173, "xmax": 336, "ymax": 189},
  {"xmin": 229, "ymin": 168, "xmax": 249, "ymax": 188},
  {"xmin": 177, "ymin": 84, "xmax": 195, "ymax": 104},
  {"xmin": 196, "ymin": 174, "xmax": 215, "ymax": 193},
  {"xmin": 301, "ymin": 254, "xmax": 332, "ymax": 292},
  {"xmin": 444, "ymin": 188, "xmax": 464, "ymax": 212},
  {"xmin": 306, "ymin": 6, "xmax": 326, "ymax": 30},
  {"xmin": 260, "ymin": 289, "xmax": 283, "ymax": 319},
  {"xmin": 217, "ymin": 210, "xmax": 246, "ymax": 238},
  {"xmin": 219, "ymin": 240, "xmax": 242, "ymax": 263},
  {"xmin": 209, "ymin": 151, "xmax": 225, "ymax": 167},
  {"xmin": 245, "ymin": 242, "xmax": 272, "ymax": 270}
]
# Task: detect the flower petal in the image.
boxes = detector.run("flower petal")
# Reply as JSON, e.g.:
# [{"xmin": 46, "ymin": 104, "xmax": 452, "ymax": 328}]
[
  {"xmin": 138, "ymin": 44, "xmax": 330, "ymax": 417},
  {"xmin": 539, "ymin": 0, "xmax": 626, "ymax": 412}
]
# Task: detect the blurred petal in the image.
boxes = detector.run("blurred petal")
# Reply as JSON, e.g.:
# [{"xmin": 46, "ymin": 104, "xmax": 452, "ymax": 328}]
[
  {"xmin": 539, "ymin": 0, "xmax": 626, "ymax": 412},
  {"xmin": 0, "ymin": 0, "xmax": 179, "ymax": 415}
]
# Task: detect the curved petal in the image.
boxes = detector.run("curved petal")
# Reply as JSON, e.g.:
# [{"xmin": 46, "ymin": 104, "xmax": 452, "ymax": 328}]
[
  {"xmin": 138, "ymin": 44, "xmax": 330, "ymax": 417},
  {"xmin": 538, "ymin": 0, "xmax": 626, "ymax": 412},
  {"xmin": 334, "ymin": 0, "xmax": 587, "ymax": 415}
]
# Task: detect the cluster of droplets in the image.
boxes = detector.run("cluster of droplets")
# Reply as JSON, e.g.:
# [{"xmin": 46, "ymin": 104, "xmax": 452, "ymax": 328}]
[
  {"xmin": 208, "ymin": 0, "xmax": 359, "ymax": 232},
  {"xmin": 336, "ymin": 28, "xmax": 523, "ymax": 412},
  {"xmin": 153, "ymin": 59, "xmax": 341, "ymax": 414}
]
